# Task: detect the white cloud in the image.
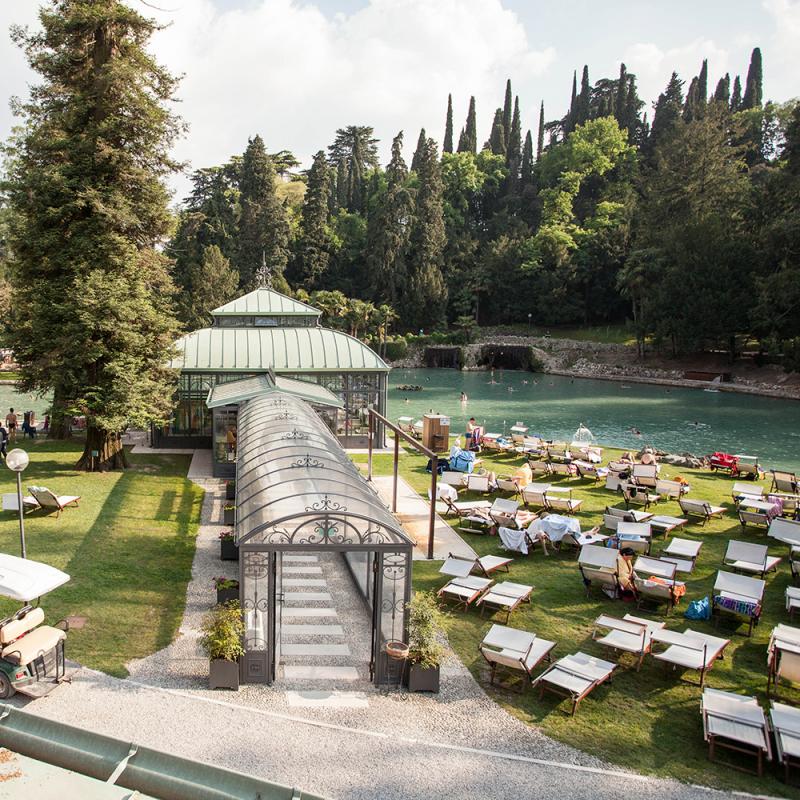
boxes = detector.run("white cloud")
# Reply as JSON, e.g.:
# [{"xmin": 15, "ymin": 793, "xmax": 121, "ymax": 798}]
[
  {"xmin": 147, "ymin": 0, "xmax": 555, "ymax": 195},
  {"xmin": 763, "ymin": 0, "xmax": 800, "ymax": 102}
]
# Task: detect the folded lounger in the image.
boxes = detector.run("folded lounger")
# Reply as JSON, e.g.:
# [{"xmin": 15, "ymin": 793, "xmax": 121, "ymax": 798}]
[
  {"xmin": 770, "ymin": 701, "xmax": 800, "ymax": 783},
  {"xmin": 723, "ymin": 540, "xmax": 781, "ymax": 579},
  {"xmin": 445, "ymin": 552, "xmax": 512, "ymax": 578},
  {"xmin": 476, "ymin": 581, "xmax": 534, "ymax": 624},
  {"xmin": 436, "ymin": 557, "xmax": 492, "ymax": 611},
  {"xmin": 712, "ymin": 570, "xmax": 765, "ymax": 637},
  {"xmin": 702, "ymin": 688, "xmax": 771, "ymax": 776},
  {"xmin": 592, "ymin": 613, "xmax": 665, "ymax": 670},
  {"xmin": 532, "ymin": 652, "xmax": 617, "ymax": 716},
  {"xmin": 767, "ymin": 624, "xmax": 800, "ymax": 698},
  {"xmin": 678, "ymin": 498, "xmax": 726, "ymax": 526},
  {"xmin": 650, "ymin": 628, "xmax": 730, "ymax": 686},
  {"xmin": 787, "ymin": 586, "xmax": 800, "ymax": 621},
  {"xmin": 479, "ymin": 624, "xmax": 555, "ymax": 691}
]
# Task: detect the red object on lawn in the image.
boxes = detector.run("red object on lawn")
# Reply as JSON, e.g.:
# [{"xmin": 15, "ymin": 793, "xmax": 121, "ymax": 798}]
[{"xmin": 709, "ymin": 452, "xmax": 738, "ymax": 473}]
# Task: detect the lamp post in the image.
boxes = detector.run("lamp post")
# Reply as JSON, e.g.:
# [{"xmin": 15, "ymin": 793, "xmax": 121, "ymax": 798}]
[
  {"xmin": 7, "ymin": 448, "xmax": 29, "ymax": 558},
  {"xmin": 527, "ymin": 312, "xmax": 532, "ymax": 332}
]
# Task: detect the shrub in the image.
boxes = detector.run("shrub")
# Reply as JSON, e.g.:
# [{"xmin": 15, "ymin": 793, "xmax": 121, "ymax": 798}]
[
  {"xmin": 407, "ymin": 591, "xmax": 447, "ymax": 669},
  {"xmin": 384, "ymin": 339, "xmax": 409, "ymax": 361},
  {"xmin": 200, "ymin": 600, "xmax": 244, "ymax": 662}
]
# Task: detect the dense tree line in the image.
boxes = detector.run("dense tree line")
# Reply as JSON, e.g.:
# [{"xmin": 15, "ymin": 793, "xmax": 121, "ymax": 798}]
[{"xmin": 167, "ymin": 47, "xmax": 797, "ymax": 361}]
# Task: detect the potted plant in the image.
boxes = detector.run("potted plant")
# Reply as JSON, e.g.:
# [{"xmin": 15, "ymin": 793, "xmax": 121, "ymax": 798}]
[
  {"xmin": 223, "ymin": 504, "xmax": 235, "ymax": 525},
  {"xmin": 214, "ymin": 576, "xmax": 239, "ymax": 604},
  {"xmin": 219, "ymin": 530, "xmax": 238, "ymax": 561},
  {"xmin": 200, "ymin": 600, "xmax": 244, "ymax": 690},
  {"xmin": 225, "ymin": 480, "xmax": 235, "ymax": 501},
  {"xmin": 405, "ymin": 591, "xmax": 446, "ymax": 693}
]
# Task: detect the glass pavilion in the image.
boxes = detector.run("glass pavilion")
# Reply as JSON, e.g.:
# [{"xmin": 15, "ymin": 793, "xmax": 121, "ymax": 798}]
[{"xmin": 234, "ymin": 393, "xmax": 413, "ymax": 687}]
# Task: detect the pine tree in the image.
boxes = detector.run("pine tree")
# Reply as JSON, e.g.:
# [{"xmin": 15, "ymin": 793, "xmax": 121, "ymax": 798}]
[
  {"xmin": 502, "ymin": 79, "xmax": 513, "ymax": 149},
  {"xmin": 537, "ymin": 102, "xmax": 545, "ymax": 158},
  {"xmin": 177, "ymin": 245, "xmax": 239, "ymax": 330},
  {"xmin": 296, "ymin": 151, "xmax": 331, "ymax": 288},
  {"xmin": 649, "ymin": 72, "xmax": 685, "ymax": 150},
  {"xmin": 731, "ymin": 75, "xmax": 743, "ymax": 112},
  {"xmin": 698, "ymin": 59, "xmax": 709, "ymax": 104},
  {"xmin": 713, "ymin": 73, "xmax": 731, "ymax": 105},
  {"xmin": 443, "ymin": 94, "xmax": 454, "ymax": 153},
  {"xmin": 742, "ymin": 47, "xmax": 763, "ymax": 109},
  {"xmin": 459, "ymin": 96, "xmax": 477, "ymax": 154},
  {"xmin": 366, "ymin": 132, "xmax": 414, "ymax": 307},
  {"xmin": 237, "ymin": 135, "xmax": 290, "ymax": 289},
  {"xmin": 577, "ymin": 65, "xmax": 591, "ymax": 125},
  {"xmin": 407, "ymin": 137, "xmax": 447, "ymax": 329},
  {"xmin": 348, "ymin": 140, "xmax": 364, "ymax": 212},
  {"xmin": 614, "ymin": 63, "xmax": 628, "ymax": 127},
  {"xmin": 520, "ymin": 130, "xmax": 534, "ymax": 186},
  {"xmin": 5, "ymin": 0, "xmax": 182, "ymax": 468},
  {"xmin": 328, "ymin": 125, "xmax": 378, "ymax": 212},
  {"xmin": 489, "ymin": 109, "xmax": 506, "ymax": 155},
  {"xmin": 411, "ymin": 128, "xmax": 427, "ymax": 172},
  {"xmin": 336, "ymin": 159, "xmax": 349, "ymax": 209}
]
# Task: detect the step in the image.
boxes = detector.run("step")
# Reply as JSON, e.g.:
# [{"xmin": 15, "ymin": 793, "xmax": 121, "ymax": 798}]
[
  {"xmin": 282, "ymin": 555, "xmax": 319, "ymax": 563},
  {"xmin": 283, "ymin": 566, "xmax": 323, "ymax": 575},
  {"xmin": 282, "ymin": 665, "xmax": 360, "ymax": 681},
  {"xmin": 282, "ymin": 624, "xmax": 345, "ymax": 636},
  {"xmin": 285, "ymin": 690, "xmax": 369, "ymax": 709},
  {"xmin": 281, "ymin": 608, "xmax": 338, "ymax": 618},
  {"xmin": 282, "ymin": 592, "xmax": 332, "ymax": 602},
  {"xmin": 281, "ymin": 643, "xmax": 351, "ymax": 657},
  {"xmin": 283, "ymin": 578, "xmax": 327, "ymax": 587}
]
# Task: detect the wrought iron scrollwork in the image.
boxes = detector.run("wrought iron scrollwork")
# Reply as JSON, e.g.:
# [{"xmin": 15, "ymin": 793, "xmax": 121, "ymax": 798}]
[
  {"xmin": 306, "ymin": 495, "xmax": 346, "ymax": 512},
  {"xmin": 282, "ymin": 428, "xmax": 307, "ymax": 440},
  {"xmin": 272, "ymin": 411, "xmax": 297, "ymax": 421},
  {"xmin": 251, "ymin": 515, "xmax": 398, "ymax": 546},
  {"xmin": 293, "ymin": 454, "xmax": 325, "ymax": 468}
]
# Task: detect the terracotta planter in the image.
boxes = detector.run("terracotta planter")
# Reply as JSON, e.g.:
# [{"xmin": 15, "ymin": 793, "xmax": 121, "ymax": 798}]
[
  {"xmin": 216, "ymin": 585, "xmax": 239, "ymax": 604},
  {"xmin": 407, "ymin": 663, "xmax": 440, "ymax": 693},
  {"xmin": 220, "ymin": 538, "xmax": 238, "ymax": 561},
  {"xmin": 209, "ymin": 658, "xmax": 239, "ymax": 690}
]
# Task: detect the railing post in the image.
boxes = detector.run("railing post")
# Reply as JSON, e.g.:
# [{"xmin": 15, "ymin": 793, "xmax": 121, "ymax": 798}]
[
  {"xmin": 367, "ymin": 408, "xmax": 374, "ymax": 482},
  {"xmin": 428, "ymin": 456, "xmax": 438, "ymax": 560},
  {"xmin": 392, "ymin": 434, "xmax": 399, "ymax": 513}
]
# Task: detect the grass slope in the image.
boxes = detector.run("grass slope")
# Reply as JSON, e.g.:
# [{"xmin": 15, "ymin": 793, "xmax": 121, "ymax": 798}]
[
  {"xmin": 354, "ymin": 445, "xmax": 800, "ymax": 797},
  {"xmin": 0, "ymin": 440, "xmax": 203, "ymax": 676}
]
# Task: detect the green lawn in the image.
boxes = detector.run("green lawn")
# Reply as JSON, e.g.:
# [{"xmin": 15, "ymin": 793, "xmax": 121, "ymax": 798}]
[
  {"xmin": 0, "ymin": 440, "xmax": 203, "ymax": 676},
  {"xmin": 354, "ymin": 445, "xmax": 800, "ymax": 796}
]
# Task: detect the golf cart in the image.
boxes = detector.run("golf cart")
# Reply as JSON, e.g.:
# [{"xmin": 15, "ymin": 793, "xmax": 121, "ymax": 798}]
[{"xmin": 0, "ymin": 553, "xmax": 71, "ymax": 698}]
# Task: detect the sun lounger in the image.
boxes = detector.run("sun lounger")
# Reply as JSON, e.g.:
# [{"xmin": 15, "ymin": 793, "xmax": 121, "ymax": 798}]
[
  {"xmin": 678, "ymin": 498, "xmax": 726, "ymax": 525},
  {"xmin": 712, "ymin": 570, "xmax": 765, "ymax": 636},
  {"xmin": 786, "ymin": 587, "xmax": 800, "ymax": 621},
  {"xmin": 548, "ymin": 461, "xmax": 576, "ymax": 478},
  {"xmin": 648, "ymin": 514, "xmax": 688, "ymax": 539},
  {"xmin": 578, "ymin": 545, "xmax": 620, "ymax": 599},
  {"xmin": 479, "ymin": 624, "xmax": 555, "ymax": 691},
  {"xmin": 769, "ymin": 517, "xmax": 800, "ymax": 549},
  {"xmin": 521, "ymin": 483, "xmax": 550, "ymax": 508},
  {"xmin": 702, "ymin": 688, "xmax": 771, "ymax": 776},
  {"xmin": 545, "ymin": 487, "xmax": 582, "ymax": 515},
  {"xmin": 437, "ymin": 558, "xmax": 492, "ymax": 611},
  {"xmin": 466, "ymin": 474, "xmax": 491, "ymax": 494},
  {"xmin": 615, "ymin": 521, "xmax": 651, "ymax": 554},
  {"xmin": 495, "ymin": 476, "xmax": 521, "ymax": 499},
  {"xmin": 732, "ymin": 482, "xmax": 765, "ymax": 504},
  {"xmin": 440, "ymin": 470, "xmax": 467, "ymax": 490},
  {"xmin": 2, "ymin": 493, "xmax": 40, "ymax": 514},
  {"xmin": 770, "ymin": 702, "xmax": 800, "ymax": 782},
  {"xmin": 27, "ymin": 487, "xmax": 80, "ymax": 517},
  {"xmin": 532, "ymin": 651, "xmax": 617, "ymax": 716},
  {"xmin": 558, "ymin": 530, "xmax": 608, "ymax": 553},
  {"xmin": 631, "ymin": 463, "xmax": 659, "ymax": 488},
  {"xmin": 772, "ymin": 470, "xmax": 799, "ymax": 494},
  {"xmin": 723, "ymin": 540, "xmax": 781, "ymax": 579},
  {"xmin": 622, "ymin": 483, "xmax": 660, "ymax": 511},
  {"xmin": 446, "ymin": 552, "xmax": 512, "ymax": 579},
  {"xmin": 737, "ymin": 503, "xmax": 775, "ymax": 530},
  {"xmin": 440, "ymin": 495, "xmax": 492, "ymax": 516},
  {"xmin": 632, "ymin": 555, "xmax": 684, "ymax": 613},
  {"xmin": 592, "ymin": 614, "xmax": 665, "ymax": 670},
  {"xmin": 661, "ymin": 537, "xmax": 702, "ymax": 573},
  {"xmin": 793, "ymin": 547, "xmax": 800, "ymax": 583},
  {"xmin": 574, "ymin": 461, "xmax": 607, "ymax": 482},
  {"xmin": 476, "ymin": 581, "xmax": 534, "ymax": 623},
  {"xmin": 767, "ymin": 624, "xmax": 800, "ymax": 699},
  {"xmin": 603, "ymin": 507, "xmax": 653, "ymax": 533},
  {"xmin": 527, "ymin": 460, "xmax": 553, "ymax": 479},
  {"xmin": 489, "ymin": 497, "xmax": 520, "ymax": 528},
  {"xmin": 655, "ymin": 479, "xmax": 686, "ymax": 500},
  {"xmin": 651, "ymin": 628, "xmax": 730, "ymax": 686}
]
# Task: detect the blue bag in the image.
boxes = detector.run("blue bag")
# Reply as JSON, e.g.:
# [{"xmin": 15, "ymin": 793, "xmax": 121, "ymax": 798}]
[{"xmin": 684, "ymin": 596, "xmax": 711, "ymax": 620}]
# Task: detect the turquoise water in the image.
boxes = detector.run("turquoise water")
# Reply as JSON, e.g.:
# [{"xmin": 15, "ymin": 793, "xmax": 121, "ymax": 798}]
[
  {"xmin": 388, "ymin": 369, "xmax": 800, "ymax": 472},
  {"xmin": 0, "ymin": 384, "xmax": 51, "ymax": 420}
]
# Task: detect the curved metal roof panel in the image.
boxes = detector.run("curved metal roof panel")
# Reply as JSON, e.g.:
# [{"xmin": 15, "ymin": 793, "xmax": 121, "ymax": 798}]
[{"xmin": 170, "ymin": 327, "xmax": 388, "ymax": 372}]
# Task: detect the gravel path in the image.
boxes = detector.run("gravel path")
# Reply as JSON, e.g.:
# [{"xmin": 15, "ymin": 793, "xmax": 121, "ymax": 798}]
[{"xmin": 8, "ymin": 450, "xmax": 741, "ymax": 800}]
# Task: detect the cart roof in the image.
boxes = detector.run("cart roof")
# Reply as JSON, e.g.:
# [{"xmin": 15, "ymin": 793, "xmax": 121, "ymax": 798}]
[{"xmin": 0, "ymin": 554, "xmax": 69, "ymax": 601}]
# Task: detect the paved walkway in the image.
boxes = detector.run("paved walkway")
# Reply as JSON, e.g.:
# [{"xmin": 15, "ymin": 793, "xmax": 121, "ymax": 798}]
[
  {"xmin": 371, "ymin": 474, "xmax": 476, "ymax": 561},
  {"xmin": 7, "ymin": 447, "xmax": 733, "ymax": 800}
]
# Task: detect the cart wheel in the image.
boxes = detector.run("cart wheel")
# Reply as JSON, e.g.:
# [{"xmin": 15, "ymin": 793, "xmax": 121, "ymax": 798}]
[{"xmin": 0, "ymin": 672, "xmax": 15, "ymax": 699}]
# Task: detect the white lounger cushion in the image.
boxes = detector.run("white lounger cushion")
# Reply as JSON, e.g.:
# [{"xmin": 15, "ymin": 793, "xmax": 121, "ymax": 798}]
[
  {"xmin": 703, "ymin": 689, "xmax": 771, "ymax": 757},
  {"xmin": 538, "ymin": 652, "xmax": 615, "ymax": 694},
  {"xmin": 714, "ymin": 570, "xmax": 765, "ymax": 603},
  {"xmin": 579, "ymin": 544, "xmax": 618, "ymax": 570},
  {"xmin": 771, "ymin": 702, "xmax": 800, "ymax": 761},
  {"xmin": 652, "ymin": 628, "xmax": 729, "ymax": 669},
  {"xmin": 769, "ymin": 518, "xmax": 800, "ymax": 547},
  {"xmin": 477, "ymin": 555, "xmax": 512, "ymax": 573},
  {"xmin": 594, "ymin": 614, "xmax": 664, "ymax": 653}
]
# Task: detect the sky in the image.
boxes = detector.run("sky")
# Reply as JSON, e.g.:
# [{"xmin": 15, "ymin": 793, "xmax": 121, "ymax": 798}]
[{"xmin": 0, "ymin": 0, "xmax": 798, "ymax": 200}]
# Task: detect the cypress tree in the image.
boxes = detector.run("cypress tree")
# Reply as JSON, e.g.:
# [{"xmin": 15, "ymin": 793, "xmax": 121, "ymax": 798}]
[
  {"xmin": 649, "ymin": 72, "xmax": 684, "ymax": 150},
  {"xmin": 537, "ymin": 101, "xmax": 545, "ymax": 158},
  {"xmin": 615, "ymin": 63, "xmax": 628, "ymax": 126},
  {"xmin": 731, "ymin": 75, "xmax": 743, "ymax": 112},
  {"xmin": 456, "ymin": 126, "xmax": 469, "ymax": 153},
  {"xmin": 683, "ymin": 76, "xmax": 700, "ymax": 121},
  {"xmin": 566, "ymin": 70, "xmax": 578, "ymax": 133},
  {"xmin": 521, "ymin": 130, "xmax": 534, "ymax": 186},
  {"xmin": 348, "ymin": 140, "xmax": 364, "ymax": 212},
  {"xmin": 577, "ymin": 65, "xmax": 591, "ymax": 125},
  {"xmin": 296, "ymin": 150, "xmax": 331, "ymax": 288},
  {"xmin": 713, "ymin": 73, "xmax": 731, "ymax": 105},
  {"xmin": 443, "ymin": 94, "xmax": 454, "ymax": 153},
  {"xmin": 489, "ymin": 109, "xmax": 506, "ymax": 155},
  {"xmin": 411, "ymin": 127, "xmax": 427, "ymax": 172},
  {"xmin": 464, "ymin": 96, "xmax": 477, "ymax": 153},
  {"xmin": 407, "ymin": 137, "xmax": 447, "ymax": 329},
  {"xmin": 5, "ymin": 0, "xmax": 182, "ymax": 467},
  {"xmin": 502, "ymin": 79, "xmax": 513, "ymax": 149},
  {"xmin": 238, "ymin": 135, "xmax": 290, "ymax": 290},
  {"xmin": 742, "ymin": 47, "xmax": 763, "ymax": 109},
  {"xmin": 507, "ymin": 97, "xmax": 522, "ymax": 166},
  {"xmin": 698, "ymin": 59, "xmax": 709, "ymax": 104}
]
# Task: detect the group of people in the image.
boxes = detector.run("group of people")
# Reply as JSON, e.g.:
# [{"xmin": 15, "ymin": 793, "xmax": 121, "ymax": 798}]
[{"xmin": 0, "ymin": 407, "xmax": 41, "ymax": 458}]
